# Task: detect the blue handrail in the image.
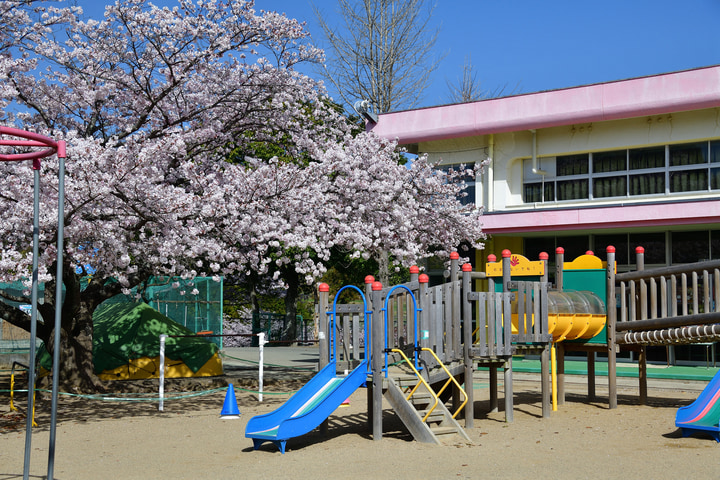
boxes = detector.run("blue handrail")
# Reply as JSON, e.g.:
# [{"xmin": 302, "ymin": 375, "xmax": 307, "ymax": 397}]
[
  {"xmin": 328, "ymin": 285, "xmax": 372, "ymax": 373},
  {"xmin": 382, "ymin": 285, "xmax": 422, "ymax": 377}
]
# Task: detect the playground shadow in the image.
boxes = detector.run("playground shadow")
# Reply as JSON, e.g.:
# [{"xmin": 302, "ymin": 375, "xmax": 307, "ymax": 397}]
[
  {"xmin": 470, "ymin": 388, "xmax": 694, "ymax": 423},
  {"xmin": 240, "ymin": 407, "xmax": 413, "ymax": 454},
  {"xmin": 0, "ymin": 368, "xmax": 314, "ymax": 434}
]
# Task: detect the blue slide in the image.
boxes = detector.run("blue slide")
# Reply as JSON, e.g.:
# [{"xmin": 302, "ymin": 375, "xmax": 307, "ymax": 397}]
[
  {"xmin": 245, "ymin": 360, "xmax": 368, "ymax": 453},
  {"xmin": 675, "ymin": 369, "xmax": 720, "ymax": 442}
]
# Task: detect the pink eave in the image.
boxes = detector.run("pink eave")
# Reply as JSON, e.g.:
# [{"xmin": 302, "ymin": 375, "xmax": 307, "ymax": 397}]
[
  {"xmin": 480, "ymin": 200, "xmax": 720, "ymax": 234},
  {"xmin": 370, "ymin": 66, "xmax": 720, "ymax": 145}
]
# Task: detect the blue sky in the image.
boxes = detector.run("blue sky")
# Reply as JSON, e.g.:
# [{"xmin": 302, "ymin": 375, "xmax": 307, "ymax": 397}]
[{"xmin": 77, "ymin": 0, "xmax": 720, "ymax": 109}]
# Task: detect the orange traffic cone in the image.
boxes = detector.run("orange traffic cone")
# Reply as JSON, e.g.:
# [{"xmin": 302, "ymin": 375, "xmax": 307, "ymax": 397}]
[{"xmin": 220, "ymin": 384, "xmax": 240, "ymax": 419}]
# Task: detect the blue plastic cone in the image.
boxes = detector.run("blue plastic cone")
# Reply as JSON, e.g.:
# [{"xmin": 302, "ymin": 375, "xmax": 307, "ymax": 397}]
[{"xmin": 220, "ymin": 384, "xmax": 240, "ymax": 419}]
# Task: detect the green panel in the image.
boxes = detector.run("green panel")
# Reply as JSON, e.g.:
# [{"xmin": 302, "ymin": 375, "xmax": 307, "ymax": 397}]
[{"xmin": 563, "ymin": 269, "xmax": 607, "ymax": 344}]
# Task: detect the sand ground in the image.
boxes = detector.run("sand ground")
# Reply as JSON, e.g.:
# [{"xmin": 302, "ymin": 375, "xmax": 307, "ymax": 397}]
[{"xmin": 1, "ymin": 364, "xmax": 718, "ymax": 480}]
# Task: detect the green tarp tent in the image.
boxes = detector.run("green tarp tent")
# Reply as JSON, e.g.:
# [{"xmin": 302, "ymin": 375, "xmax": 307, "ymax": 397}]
[{"xmin": 40, "ymin": 302, "xmax": 222, "ymax": 379}]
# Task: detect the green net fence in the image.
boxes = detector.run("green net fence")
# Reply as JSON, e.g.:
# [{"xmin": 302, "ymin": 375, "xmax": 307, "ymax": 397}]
[{"xmin": 143, "ymin": 277, "xmax": 224, "ymax": 348}]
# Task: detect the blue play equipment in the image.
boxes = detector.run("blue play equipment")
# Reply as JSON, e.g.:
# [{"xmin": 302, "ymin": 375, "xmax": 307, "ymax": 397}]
[
  {"xmin": 675, "ymin": 369, "xmax": 720, "ymax": 442},
  {"xmin": 381, "ymin": 284, "xmax": 421, "ymax": 375},
  {"xmin": 245, "ymin": 285, "xmax": 371, "ymax": 453}
]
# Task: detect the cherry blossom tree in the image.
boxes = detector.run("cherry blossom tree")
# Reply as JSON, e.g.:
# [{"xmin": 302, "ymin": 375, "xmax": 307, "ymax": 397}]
[{"xmin": 0, "ymin": 0, "xmax": 483, "ymax": 391}]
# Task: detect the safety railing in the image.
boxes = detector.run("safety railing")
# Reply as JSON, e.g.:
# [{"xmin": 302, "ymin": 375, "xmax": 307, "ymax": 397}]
[
  {"xmin": 613, "ymin": 259, "xmax": 720, "ymax": 345},
  {"xmin": 9, "ymin": 361, "xmax": 37, "ymax": 427},
  {"xmin": 392, "ymin": 347, "xmax": 467, "ymax": 420}
]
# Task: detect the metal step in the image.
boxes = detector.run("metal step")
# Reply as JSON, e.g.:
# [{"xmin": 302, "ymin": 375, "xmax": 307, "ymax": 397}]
[
  {"xmin": 417, "ymin": 409, "xmax": 445, "ymax": 424},
  {"xmin": 430, "ymin": 426, "xmax": 459, "ymax": 437}
]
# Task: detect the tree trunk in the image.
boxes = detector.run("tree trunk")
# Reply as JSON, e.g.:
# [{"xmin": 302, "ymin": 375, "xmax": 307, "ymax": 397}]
[
  {"xmin": 41, "ymin": 321, "xmax": 101, "ymax": 393},
  {"xmin": 377, "ymin": 250, "xmax": 390, "ymax": 286},
  {"xmin": 283, "ymin": 268, "xmax": 299, "ymax": 343},
  {"xmin": 250, "ymin": 283, "xmax": 261, "ymax": 347},
  {"xmin": 38, "ymin": 267, "xmax": 107, "ymax": 392}
]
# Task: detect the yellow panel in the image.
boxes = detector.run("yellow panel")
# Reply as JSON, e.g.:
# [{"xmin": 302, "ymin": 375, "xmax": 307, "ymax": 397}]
[
  {"xmin": 98, "ymin": 353, "xmax": 223, "ymax": 381},
  {"xmin": 564, "ymin": 254, "xmax": 606, "ymax": 270},
  {"xmin": 486, "ymin": 253, "xmax": 545, "ymax": 277}
]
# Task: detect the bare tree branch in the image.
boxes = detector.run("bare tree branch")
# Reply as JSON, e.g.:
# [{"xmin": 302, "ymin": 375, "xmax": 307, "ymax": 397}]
[
  {"xmin": 313, "ymin": 0, "xmax": 443, "ymax": 113},
  {"xmin": 446, "ymin": 55, "xmax": 522, "ymax": 104}
]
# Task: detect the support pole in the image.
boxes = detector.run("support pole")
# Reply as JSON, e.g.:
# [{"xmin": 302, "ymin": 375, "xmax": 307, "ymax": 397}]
[
  {"xmin": 47, "ymin": 151, "xmax": 65, "ymax": 480},
  {"xmin": 371, "ymin": 281, "xmax": 384, "ymax": 441},
  {"xmin": 635, "ymin": 246, "xmax": 647, "ymax": 405},
  {"xmin": 541, "ymin": 344, "xmax": 551, "ymax": 417},
  {"xmin": 606, "ymin": 246, "xmax": 618, "ymax": 409},
  {"xmin": 159, "ymin": 334, "xmax": 167, "ymax": 411},
  {"xmin": 504, "ymin": 358, "xmax": 513, "ymax": 423},
  {"xmin": 551, "ymin": 343, "xmax": 557, "ymax": 412},
  {"xmin": 462, "ymin": 263, "xmax": 474, "ymax": 428},
  {"xmin": 364, "ymin": 276, "xmax": 375, "ymax": 433},
  {"xmin": 258, "ymin": 332, "xmax": 266, "ymax": 402},
  {"xmin": 22, "ymin": 166, "xmax": 41, "ymax": 480}
]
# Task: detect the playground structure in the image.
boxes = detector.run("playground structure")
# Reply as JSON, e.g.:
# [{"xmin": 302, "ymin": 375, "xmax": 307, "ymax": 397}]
[{"xmin": 245, "ymin": 246, "xmax": 720, "ymax": 452}]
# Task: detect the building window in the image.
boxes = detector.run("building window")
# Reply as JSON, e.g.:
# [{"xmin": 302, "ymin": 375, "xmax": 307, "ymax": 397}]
[{"xmin": 523, "ymin": 140, "xmax": 720, "ymax": 204}]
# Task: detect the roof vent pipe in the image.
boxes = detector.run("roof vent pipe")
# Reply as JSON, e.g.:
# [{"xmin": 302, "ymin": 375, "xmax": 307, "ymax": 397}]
[{"xmin": 530, "ymin": 129, "xmax": 547, "ymax": 175}]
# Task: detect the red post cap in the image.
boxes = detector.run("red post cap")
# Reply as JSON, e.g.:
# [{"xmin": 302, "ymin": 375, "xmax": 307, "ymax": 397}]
[
  {"xmin": 364, "ymin": 275, "xmax": 375, "ymax": 284},
  {"xmin": 586, "ymin": 250, "xmax": 594, "ymax": 256},
  {"xmin": 606, "ymin": 245, "xmax": 616, "ymax": 253},
  {"xmin": 556, "ymin": 247, "xmax": 565, "ymax": 254},
  {"xmin": 372, "ymin": 281, "xmax": 383, "ymax": 291},
  {"xmin": 635, "ymin": 246, "xmax": 645, "ymax": 254},
  {"xmin": 318, "ymin": 283, "xmax": 330, "ymax": 292},
  {"xmin": 462, "ymin": 263, "xmax": 473, "ymax": 272},
  {"xmin": 501, "ymin": 249, "xmax": 512, "ymax": 258},
  {"xmin": 539, "ymin": 252, "xmax": 549, "ymax": 260},
  {"xmin": 487, "ymin": 254, "xmax": 497, "ymax": 262},
  {"xmin": 418, "ymin": 274, "xmax": 429, "ymax": 284},
  {"xmin": 450, "ymin": 251, "xmax": 460, "ymax": 260},
  {"xmin": 409, "ymin": 265, "xmax": 419, "ymax": 274}
]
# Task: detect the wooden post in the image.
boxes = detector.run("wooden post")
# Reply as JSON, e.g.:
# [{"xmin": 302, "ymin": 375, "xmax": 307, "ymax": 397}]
[
  {"xmin": 489, "ymin": 365, "xmax": 499, "ymax": 413},
  {"xmin": 606, "ymin": 246, "xmax": 618, "ymax": 409},
  {"xmin": 487, "ymin": 254, "xmax": 497, "ymax": 294},
  {"xmin": 371, "ymin": 281, "xmax": 384, "ymax": 441},
  {"xmin": 555, "ymin": 247, "xmax": 565, "ymax": 292},
  {"xmin": 587, "ymin": 352, "xmax": 596, "ymax": 401},
  {"xmin": 636, "ymin": 246, "xmax": 647, "ymax": 405},
  {"xmin": 451, "ymin": 252, "xmax": 461, "ymax": 360},
  {"xmin": 540, "ymin": 252, "xmax": 552, "ymax": 417},
  {"xmin": 499, "ymin": 252, "xmax": 514, "ymax": 423},
  {"xmin": 450, "ymin": 252, "xmax": 462, "ymax": 412},
  {"xmin": 486, "ymin": 253, "xmax": 499, "ymax": 413},
  {"xmin": 462, "ymin": 263, "xmax": 474, "ymax": 428},
  {"xmin": 557, "ymin": 342, "xmax": 565, "ymax": 405},
  {"xmin": 541, "ymin": 344, "xmax": 551, "ymax": 418},
  {"xmin": 364, "ymin": 275, "xmax": 375, "ymax": 433},
  {"xmin": 501, "ymin": 249, "xmax": 512, "ymax": 293},
  {"xmin": 504, "ymin": 357, "xmax": 514, "ymax": 423}
]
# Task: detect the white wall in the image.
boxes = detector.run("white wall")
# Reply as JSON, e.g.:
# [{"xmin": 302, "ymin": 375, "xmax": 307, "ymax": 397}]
[{"xmin": 418, "ymin": 108, "xmax": 720, "ymax": 212}]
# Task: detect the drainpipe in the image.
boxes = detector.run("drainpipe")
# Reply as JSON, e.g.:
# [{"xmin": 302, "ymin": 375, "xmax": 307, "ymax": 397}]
[
  {"xmin": 487, "ymin": 134, "xmax": 495, "ymax": 212},
  {"xmin": 531, "ymin": 129, "xmax": 547, "ymax": 175}
]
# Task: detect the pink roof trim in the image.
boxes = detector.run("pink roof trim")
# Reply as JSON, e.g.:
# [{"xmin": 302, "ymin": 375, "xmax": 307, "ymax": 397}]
[
  {"xmin": 370, "ymin": 66, "xmax": 720, "ymax": 145},
  {"xmin": 480, "ymin": 200, "xmax": 720, "ymax": 234}
]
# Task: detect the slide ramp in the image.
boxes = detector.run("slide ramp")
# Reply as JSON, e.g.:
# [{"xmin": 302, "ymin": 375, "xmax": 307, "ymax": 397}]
[
  {"xmin": 675, "ymin": 369, "xmax": 720, "ymax": 442},
  {"xmin": 245, "ymin": 360, "xmax": 368, "ymax": 453}
]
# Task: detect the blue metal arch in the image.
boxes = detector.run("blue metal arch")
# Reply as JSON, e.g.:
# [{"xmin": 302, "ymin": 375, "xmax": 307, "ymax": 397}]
[
  {"xmin": 382, "ymin": 285, "xmax": 422, "ymax": 375},
  {"xmin": 327, "ymin": 285, "xmax": 372, "ymax": 370}
]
